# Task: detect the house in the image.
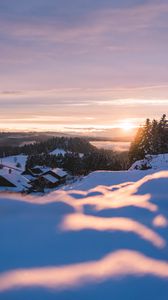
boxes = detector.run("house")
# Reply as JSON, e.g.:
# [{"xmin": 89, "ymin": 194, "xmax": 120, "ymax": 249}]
[
  {"xmin": 0, "ymin": 167, "xmax": 30, "ymax": 192},
  {"xmin": 23, "ymin": 166, "xmax": 50, "ymax": 177},
  {"xmin": 43, "ymin": 168, "xmax": 68, "ymax": 183},
  {"xmin": 31, "ymin": 174, "xmax": 59, "ymax": 191},
  {"xmin": 30, "ymin": 167, "xmax": 68, "ymax": 191}
]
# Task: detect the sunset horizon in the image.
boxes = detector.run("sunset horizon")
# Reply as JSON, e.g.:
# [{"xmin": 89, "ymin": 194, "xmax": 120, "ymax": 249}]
[{"xmin": 0, "ymin": 1, "xmax": 168, "ymax": 300}]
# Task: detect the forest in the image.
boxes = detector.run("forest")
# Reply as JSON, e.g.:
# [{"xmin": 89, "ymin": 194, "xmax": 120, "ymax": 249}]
[{"xmin": 129, "ymin": 114, "xmax": 168, "ymax": 163}]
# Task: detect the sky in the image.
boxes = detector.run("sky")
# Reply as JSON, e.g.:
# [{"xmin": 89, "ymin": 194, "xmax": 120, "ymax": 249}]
[{"xmin": 0, "ymin": 0, "xmax": 168, "ymax": 137}]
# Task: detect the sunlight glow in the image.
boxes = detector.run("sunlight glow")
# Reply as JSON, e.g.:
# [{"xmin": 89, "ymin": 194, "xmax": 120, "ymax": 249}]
[{"xmin": 120, "ymin": 122, "xmax": 135, "ymax": 132}]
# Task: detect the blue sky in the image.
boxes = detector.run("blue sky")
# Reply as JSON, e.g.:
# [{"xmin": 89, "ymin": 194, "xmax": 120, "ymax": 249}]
[{"xmin": 0, "ymin": 0, "xmax": 168, "ymax": 134}]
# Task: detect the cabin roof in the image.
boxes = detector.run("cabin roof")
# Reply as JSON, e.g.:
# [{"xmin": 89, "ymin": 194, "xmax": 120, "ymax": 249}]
[
  {"xmin": 0, "ymin": 167, "xmax": 30, "ymax": 191},
  {"xmin": 42, "ymin": 174, "xmax": 59, "ymax": 184},
  {"xmin": 52, "ymin": 168, "xmax": 68, "ymax": 178},
  {"xmin": 31, "ymin": 166, "xmax": 51, "ymax": 174}
]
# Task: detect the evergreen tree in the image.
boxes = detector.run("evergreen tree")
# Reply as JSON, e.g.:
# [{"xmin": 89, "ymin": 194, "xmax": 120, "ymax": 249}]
[
  {"xmin": 139, "ymin": 118, "xmax": 152, "ymax": 155},
  {"xmin": 151, "ymin": 119, "xmax": 159, "ymax": 154},
  {"xmin": 129, "ymin": 127, "xmax": 145, "ymax": 163},
  {"xmin": 158, "ymin": 114, "xmax": 168, "ymax": 153},
  {"xmin": 129, "ymin": 114, "xmax": 168, "ymax": 164}
]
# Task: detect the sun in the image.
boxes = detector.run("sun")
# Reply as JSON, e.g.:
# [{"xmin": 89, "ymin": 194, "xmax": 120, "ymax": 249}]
[{"xmin": 120, "ymin": 122, "xmax": 134, "ymax": 132}]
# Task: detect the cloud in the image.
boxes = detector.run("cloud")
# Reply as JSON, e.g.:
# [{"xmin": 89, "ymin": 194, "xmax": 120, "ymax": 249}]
[
  {"xmin": 0, "ymin": 1, "xmax": 168, "ymax": 52},
  {"xmin": 0, "ymin": 0, "xmax": 168, "ymax": 132},
  {"xmin": 0, "ymin": 2, "xmax": 168, "ymax": 40},
  {"xmin": 1, "ymin": 86, "xmax": 168, "ymax": 102}
]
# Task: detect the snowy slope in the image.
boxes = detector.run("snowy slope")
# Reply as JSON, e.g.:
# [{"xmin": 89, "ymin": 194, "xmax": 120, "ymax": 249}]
[
  {"xmin": 130, "ymin": 153, "xmax": 168, "ymax": 171},
  {"xmin": 50, "ymin": 148, "xmax": 66, "ymax": 156},
  {"xmin": 66, "ymin": 170, "xmax": 154, "ymax": 191},
  {"xmin": 0, "ymin": 170, "xmax": 168, "ymax": 299}
]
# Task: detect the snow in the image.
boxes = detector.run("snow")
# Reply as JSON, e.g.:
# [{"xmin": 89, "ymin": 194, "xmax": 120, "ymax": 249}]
[
  {"xmin": 52, "ymin": 168, "xmax": 68, "ymax": 178},
  {"xmin": 50, "ymin": 148, "xmax": 84, "ymax": 158},
  {"xmin": 32, "ymin": 166, "xmax": 51, "ymax": 174},
  {"xmin": 0, "ymin": 167, "xmax": 30, "ymax": 192},
  {"xmin": 67, "ymin": 169, "xmax": 153, "ymax": 191},
  {"xmin": 43, "ymin": 174, "xmax": 59, "ymax": 184},
  {"xmin": 1, "ymin": 155, "xmax": 27, "ymax": 171},
  {"xmin": 0, "ymin": 169, "xmax": 168, "ymax": 299},
  {"xmin": 50, "ymin": 148, "xmax": 66, "ymax": 156},
  {"xmin": 130, "ymin": 153, "xmax": 168, "ymax": 171},
  {"xmin": 31, "ymin": 166, "xmax": 67, "ymax": 178}
]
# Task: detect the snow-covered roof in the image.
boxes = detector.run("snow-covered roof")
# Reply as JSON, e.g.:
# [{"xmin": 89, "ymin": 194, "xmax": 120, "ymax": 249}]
[
  {"xmin": 52, "ymin": 168, "xmax": 68, "ymax": 178},
  {"xmin": 31, "ymin": 166, "xmax": 51, "ymax": 174},
  {"xmin": 0, "ymin": 167, "xmax": 30, "ymax": 191},
  {"xmin": 43, "ymin": 174, "xmax": 59, "ymax": 184},
  {"xmin": 1, "ymin": 155, "xmax": 28, "ymax": 171},
  {"xmin": 30, "ymin": 166, "xmax": 67, "ymax": 179}
]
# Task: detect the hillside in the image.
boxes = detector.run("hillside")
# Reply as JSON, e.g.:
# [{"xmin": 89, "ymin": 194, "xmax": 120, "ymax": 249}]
[
  {"xmin": 0, "ymin": 137, "xmax": 95, "ymax": 157},
  {"xmin": 0, "ymin": 169, "xmax": 168, "ymax": 299},
  {"xmin": 65, "ymin": 169, "xmax": 152, "ymax": 191}
]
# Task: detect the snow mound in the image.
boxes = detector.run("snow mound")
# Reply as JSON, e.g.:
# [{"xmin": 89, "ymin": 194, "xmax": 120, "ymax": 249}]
[
  {"xmin": 0, "ymin": 170, "xmax": 168, "ymax": 299},
  {"xmin": 129, "ymin": 153, "xmax": 168, "ymax": 171},
  {"xmin": 67, "ymin": 169, "xmax": 153, "ymax": 191}
]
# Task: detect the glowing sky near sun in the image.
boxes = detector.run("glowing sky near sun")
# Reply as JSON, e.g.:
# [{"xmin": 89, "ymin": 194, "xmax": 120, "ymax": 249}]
[{"xmin": 0, "ymin": 0, "xmax": 168, "ymax": 136}]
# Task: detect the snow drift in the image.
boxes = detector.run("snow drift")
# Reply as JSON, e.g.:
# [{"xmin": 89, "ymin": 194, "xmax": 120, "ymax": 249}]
[
  {"xmin": 0, "ymin": 170, "xmax": 168, "ymax": 299},
  {"xmin": 129, "ymin": 153, "xmax": 168, "ymax": 171}
]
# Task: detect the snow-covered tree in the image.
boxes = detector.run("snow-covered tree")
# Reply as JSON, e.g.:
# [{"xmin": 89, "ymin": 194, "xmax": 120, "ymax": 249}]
[{"xmin": 129, "ymin": 115, "xmax": 168, "ymax": 164}]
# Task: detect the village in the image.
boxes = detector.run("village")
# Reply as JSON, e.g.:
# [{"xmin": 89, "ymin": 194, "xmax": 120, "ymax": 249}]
[{"xmin": 0, "ymin": 155, "xmax": 69, "ymax": 193}]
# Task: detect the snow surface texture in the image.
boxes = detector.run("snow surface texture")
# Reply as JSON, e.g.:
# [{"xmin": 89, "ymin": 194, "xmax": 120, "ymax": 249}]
[
  {"xmin": 129, "ymin": 154, "xmax": 168, "ymax": 171},
  {"xmin": 0, "ymin": 169, "xmax": 168, "ymax": 299}
]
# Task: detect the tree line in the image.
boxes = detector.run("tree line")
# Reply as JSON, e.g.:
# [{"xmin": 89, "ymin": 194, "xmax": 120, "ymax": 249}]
[
  {"xmin": 0, "ymin": 135, "xmax": 127, "ymax": 175},
  {"xmin": 26, "ymin": 150, "xmax": 125, "ymax": 176},
  {"xmin": 129, "ymin": 114, "xmax": 168, "ymax": 164},
  {"xmin": 0, "ymin": 137, "xmax": 95, "ymax": 157}
]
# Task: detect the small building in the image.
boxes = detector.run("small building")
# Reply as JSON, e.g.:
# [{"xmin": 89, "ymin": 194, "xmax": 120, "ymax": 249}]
[
  {"xmin": 31, "ymin": 174, "xmax": 59, "ymax": 191},
  {"xmin": 0, "ymin": 167, "xmax": 30, "ymax": 191},
  {"xmin": 30, "ymin": 167, "xmax": 68, "ymax": 191},
  {"xmin": 43, "ymin": 168, "xmax": 68, "ymax": 184},
  {"xmin": 22, "ymin": 166, "xmax": 51, "ymax": 180}
]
